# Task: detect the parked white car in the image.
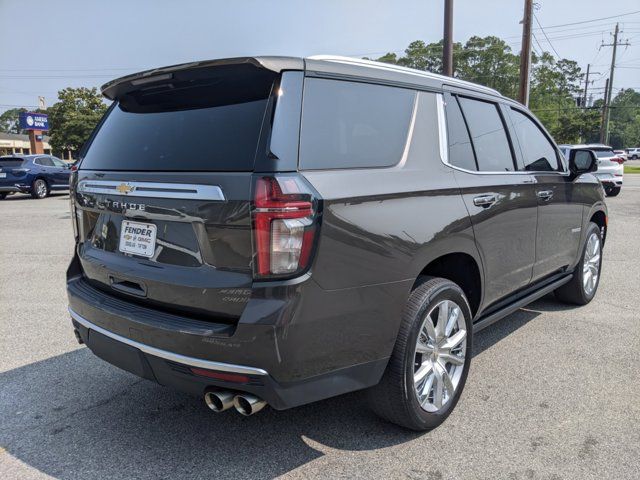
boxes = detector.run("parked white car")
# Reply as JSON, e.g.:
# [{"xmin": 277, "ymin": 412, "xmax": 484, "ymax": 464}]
[
  {"xmin": 559, "ymin": 144, "xmax": 624, "ymax": 197},
  {"xmin": 627, "ymin": 147, "xmax": 640, "ymax": 160},
  {"xmin": 614, "ymin": 150, "xmax": 628, "ymax": 161}
]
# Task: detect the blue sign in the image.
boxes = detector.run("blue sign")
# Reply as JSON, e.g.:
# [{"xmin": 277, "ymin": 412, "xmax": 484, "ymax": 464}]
[{"xmin": 19, "ymin": 112, "xmax": 49, "ymax": 131}]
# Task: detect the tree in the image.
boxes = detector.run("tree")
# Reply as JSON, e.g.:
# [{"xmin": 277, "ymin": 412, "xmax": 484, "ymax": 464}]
[
  {"xmin": 0, "ymin": 107, "xmax": 47, "ymax": 135},
  {"xmin": 372, "ymin": 37, "xmax": 606, "ymax": 144},
  {"xmin": 457, "ymin": 36, "xmax": 520, "ymax": 99},
  {"xmin": 0, "ymin": 108, "xmax": 28, "ymax": 134},
  {"xmin": 48, "ymin": 87, "xmax": 108, "ymax": 156},
  {"xmin": 608, "ymin": 88, "xmax": 640, "ymax": 148}
]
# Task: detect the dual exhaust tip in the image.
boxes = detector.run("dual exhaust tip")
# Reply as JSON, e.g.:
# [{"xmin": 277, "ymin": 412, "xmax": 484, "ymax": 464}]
[{"xmin": 204, "ymin": 390, "xmax": 266, "ymax": 416}]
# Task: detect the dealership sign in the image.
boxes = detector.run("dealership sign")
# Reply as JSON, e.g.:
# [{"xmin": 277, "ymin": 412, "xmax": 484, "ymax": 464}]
[{"xmin": 19, "ymin": 112, "xmax": 49, "ymax": 131}]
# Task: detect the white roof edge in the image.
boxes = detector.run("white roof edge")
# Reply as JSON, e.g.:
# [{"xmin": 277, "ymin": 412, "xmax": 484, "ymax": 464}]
[{"xmin": 307, "ymin": 55, "xmax": 502, "ymax": 96}]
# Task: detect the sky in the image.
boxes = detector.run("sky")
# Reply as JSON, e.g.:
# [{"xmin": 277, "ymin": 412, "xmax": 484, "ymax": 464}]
[{"xmin": 0, "ymin": 0, "xmax": 639, "ymax": 113}]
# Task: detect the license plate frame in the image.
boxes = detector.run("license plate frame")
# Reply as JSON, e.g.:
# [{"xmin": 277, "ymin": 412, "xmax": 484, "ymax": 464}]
[{"xmin": 119, "ymin": 220, "xmax": 157, "ymax": 258}]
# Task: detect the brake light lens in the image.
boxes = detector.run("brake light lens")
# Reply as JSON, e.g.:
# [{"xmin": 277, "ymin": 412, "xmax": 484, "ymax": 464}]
[
  {"xmin": 11, "ymin": 168, "xmax": 29, "ymax": 177},
  {"xmin": 252, "ymin": 175, "xmax": 319, "ymax": 279},
  {"xmin": 612, "ymin": 157, "xmax": 625, "ymax": 164}
]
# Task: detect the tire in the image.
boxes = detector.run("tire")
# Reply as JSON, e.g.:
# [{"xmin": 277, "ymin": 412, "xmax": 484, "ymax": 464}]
[
  {"xmin": 0, "ymin": 193, "xmax": 7, "ymax": 200},
  {"xmin": 30, "ymin": 178, "xmax": 49, "ymax": 199},
  {"xmin": 367, "ymin": 277, "xmax": 473, "ymax": 431},
  {"xmin": 605, "ymin": 186, "xmax": 621, "ymax": 197},
  {"xmin": 555, "ymin": 222, "xmax": 602, "ymax": 305}
]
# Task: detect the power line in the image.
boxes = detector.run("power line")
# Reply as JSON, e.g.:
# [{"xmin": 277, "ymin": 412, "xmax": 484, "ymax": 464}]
[
  {"xmin": 534, "ymin": 10, "xmax": 640, "ymax": 30},
  {"xmin": 534, "ymin": 13, "xmax": 561, "ymax": 58}
]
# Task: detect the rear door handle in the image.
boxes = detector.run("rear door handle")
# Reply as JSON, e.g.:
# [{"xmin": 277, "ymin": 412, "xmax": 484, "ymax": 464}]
[
  {"xmin": 473, "ymin": 194, "xmax": 497, "ymax": 207},
  {"xmin": 537, "ymin": 190, "xmax": 554, "ymax": 201}
]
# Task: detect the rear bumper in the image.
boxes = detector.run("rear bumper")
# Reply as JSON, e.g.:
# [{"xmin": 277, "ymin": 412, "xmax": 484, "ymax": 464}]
[
  {"xmin": 66, "ymin": 254, "xmax": 406, "ymax": 409},
  {"xmin": 70, "ymin": 306, "xmax": 387, "ymax": 410},
  {"xmin": 595, "ymin": 173, "xmax": 623, "ymax": 187},
  {"xmin": 0, "ymin": 184, "xmax": 33, "ymax": 193}
]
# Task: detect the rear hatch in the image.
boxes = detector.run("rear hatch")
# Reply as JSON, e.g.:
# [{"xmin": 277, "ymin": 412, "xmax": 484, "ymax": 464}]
[
  {"xmin": 74, "ymin": 62, "xmax": 280, "ymax": 323},
  {"xmin": 0, "ymin": 158, "xmax": 28, "ymax": 187},
  {"xmin": 592, "ymin": 147, "xmax": 623, "ymax": 175}
]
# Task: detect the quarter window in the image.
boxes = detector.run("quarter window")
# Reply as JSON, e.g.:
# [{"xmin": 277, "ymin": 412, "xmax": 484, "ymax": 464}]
[
  {"xmin": 299, "ymin": 78, "xmax": 415, "ymax": 170},
  {"xmin": 509, "ymin": 109, "xmax": 559, "ymax": 171},
  {"xmin": 35, "ymin": 157, "xmax": 54, "ymax": 167},
  {"xmin": 444, "ymin": 95, "xmax": 476, "ymax": 171},
  {"xmin": 458, "ymin": 97, "xmax": 515, "ymax": 172},
  {"xmin": 51, "ymin": 157, "xmax": 67, "ymax": 168}
]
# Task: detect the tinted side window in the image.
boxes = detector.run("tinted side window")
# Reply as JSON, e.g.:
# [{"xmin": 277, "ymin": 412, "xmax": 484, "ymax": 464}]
[
  {"xmin": 36, "ymin": 157, "xmax": 54, "ymax": 167},
  {"xmin": 51, "ymin": 157, "xmax": 67, "ymax": 168},
  {"xmin": 299, "ymin": 78, "xmax": 415, "ymax": 170},
  {"xmin": 509, "ymin": 109, "xmax": 559, "ymax": 171},
  {"xmin": 458, "ymin": 97, "xmax": 514, "ymax": 172},
  {"xmin": 444, "ymin": 95, "xmax": 476, "ymax": 171}
]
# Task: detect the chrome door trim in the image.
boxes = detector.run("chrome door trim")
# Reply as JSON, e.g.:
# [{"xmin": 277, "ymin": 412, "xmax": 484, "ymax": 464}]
[
  {"xmin": 77, "ymin": 180, "xmax": 226, "ymax": 201},
  {"xmin": 69, "ymin": 307, "xmax": 268, "ymax": 376},
  {"xmin": 436, "ymin": 94, "xmax": 570, "ymax": 178}
]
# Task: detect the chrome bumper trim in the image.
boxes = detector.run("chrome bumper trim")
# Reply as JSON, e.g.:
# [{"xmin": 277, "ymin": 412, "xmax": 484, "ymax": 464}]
[{"xmin": 68, "ymin": 307, "xmax": 268, "ymax": 376}]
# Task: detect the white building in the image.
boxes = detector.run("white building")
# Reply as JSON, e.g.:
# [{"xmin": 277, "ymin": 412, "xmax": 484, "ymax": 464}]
[{"xmin": 0, "ymin": 132, "xmax": 52, "ymax": 156}]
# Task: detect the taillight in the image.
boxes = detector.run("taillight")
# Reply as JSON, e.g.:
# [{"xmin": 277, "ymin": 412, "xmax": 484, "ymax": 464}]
[
  {"xmin": 252, "ymin": 175, "xmax": 320, "ymax": 279},
  {"xmin": 71, "ymin": 164, "xmax": 78, "ymax": 172},
  {"xmin": 69, "ymin": 171, "xmax": 79, "ymax": 240},
  {"xmin": 11, "ymin": 168, "xmax": 29, "ymax": 177},
  {"xmin": 612, "ymin": 157, "xmax": 625, "ymax": 164}
]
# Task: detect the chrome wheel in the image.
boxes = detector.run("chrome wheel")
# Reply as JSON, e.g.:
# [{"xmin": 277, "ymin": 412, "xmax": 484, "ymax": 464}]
[
  {"xmin": 34, "ymin": 179, "xmax": 47, "ymax": 198},
  {"xmin": 413, "ymin": 299, "xmax": 467, "ymax": 412},
  {"xmin": 583, "ymin": 232, "xmax": 601, "ymax": 296}
]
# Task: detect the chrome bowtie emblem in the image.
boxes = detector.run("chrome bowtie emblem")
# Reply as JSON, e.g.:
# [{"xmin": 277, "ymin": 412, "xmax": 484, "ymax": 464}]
[{"xmin": 116, "ymin": 183, "xmax": 135, "ymax": 195}]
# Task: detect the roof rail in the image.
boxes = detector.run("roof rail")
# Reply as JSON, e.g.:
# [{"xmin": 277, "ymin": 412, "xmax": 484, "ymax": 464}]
[{"xmin": 307, "ymin": 55, "xmax": 502, "ymax": 96}]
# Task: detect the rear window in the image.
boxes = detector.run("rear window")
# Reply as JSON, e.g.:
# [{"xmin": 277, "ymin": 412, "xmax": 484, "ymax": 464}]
[
  {"xmin": 593, "ymin": 149, "xmax": 614, "ymax": 158},
  {"xmin": 299, "ymin": 78, "xmax": 415, "ymax": 170},
  {"xmin": 0, "ymin": 158, "xmax": 25, "ymax": 168},
  {"xmin": 81, "ymin": 65, "xmax": 276, "ymax": 171}
]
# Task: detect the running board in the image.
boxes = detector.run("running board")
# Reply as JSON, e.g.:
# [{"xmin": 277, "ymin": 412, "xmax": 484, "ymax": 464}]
[{"xmin": 472, "ymin": 274, "xmax": 573, "ymax": 332}]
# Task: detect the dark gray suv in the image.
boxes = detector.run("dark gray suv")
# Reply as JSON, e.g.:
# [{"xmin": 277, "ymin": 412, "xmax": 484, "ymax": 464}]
[{"xmin": 67, "ymin": 56, "xmax": 607, "ymax": 430}]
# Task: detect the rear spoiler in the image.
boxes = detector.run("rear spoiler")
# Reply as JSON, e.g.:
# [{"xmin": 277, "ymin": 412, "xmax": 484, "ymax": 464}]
[{"xmin": 101, "ymin": 56, "xmax": 304, "ymax": 100}]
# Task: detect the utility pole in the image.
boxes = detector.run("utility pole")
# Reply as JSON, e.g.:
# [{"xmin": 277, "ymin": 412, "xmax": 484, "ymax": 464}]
[
  {"xmin": 599, "ymin": 23, "xmax": 630, "ymax": 144},
  {"xmin": 582, "ymin": 64, "xmax": 591, "ymax": 107},
  {"xmin": 518, "ymin": 0, "xmax": 533, "ymax": 106},
  {"xmin": 599, "ymin": 78, "xmax": 609, "ymax": 143},
  {"xmin": 443, "ymin": 0, "xmax": 454, "ymax": 76}
]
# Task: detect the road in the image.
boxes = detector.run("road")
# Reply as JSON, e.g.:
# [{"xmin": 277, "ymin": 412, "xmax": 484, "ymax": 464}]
[{"xmin": 1, "ymin": 177, "xmax": 639, "ymax": 480}]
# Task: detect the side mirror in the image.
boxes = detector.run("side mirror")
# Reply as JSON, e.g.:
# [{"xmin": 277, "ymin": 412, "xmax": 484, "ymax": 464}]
[{"xmin": 569, "ymin": 149, "xmax": 597, "ymax": 178}]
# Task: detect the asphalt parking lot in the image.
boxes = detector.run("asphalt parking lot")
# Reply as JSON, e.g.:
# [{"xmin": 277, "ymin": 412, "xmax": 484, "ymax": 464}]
[{"xmin": 1, "ymin": 178, "xmax": 639, "ymax": 480}]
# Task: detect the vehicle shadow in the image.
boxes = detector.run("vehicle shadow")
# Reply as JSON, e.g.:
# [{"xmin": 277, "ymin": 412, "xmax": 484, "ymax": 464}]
[
  {"xmin": 2, "ymin": 192, "xmax": 69, "ymax": 201},
  {"xmin": 1, "ymin": 302, "xmax": 550, "ymax": 479},
  {"xmin": 0, "ymin": 349, "xmax": 419, "ymax": 480}
]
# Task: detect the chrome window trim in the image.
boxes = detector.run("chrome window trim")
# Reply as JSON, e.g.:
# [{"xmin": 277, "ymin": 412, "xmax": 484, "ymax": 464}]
[
  {"xmin": 77, "ymin": 180, "xmax": 226, "ymax": 201},
  {"xmin": 394, "ymin": 91, "xmax": 420, "ymax": 169},
  {"xmin": 69, "ymin": 307, "xmax": 268, "ymax": 376},
  {"xmin": 436, "ymin": 93, "xmax": 449, "ymax": 165},
  {"xmin": 436, "ymin": 94, "xmax": 570, "ymax": 177}
]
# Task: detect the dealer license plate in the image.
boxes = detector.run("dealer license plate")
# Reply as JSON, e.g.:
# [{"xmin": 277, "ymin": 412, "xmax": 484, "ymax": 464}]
[{"xmin": 119, "ymin": 220, "xmax": 157, "ymax": 258}]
